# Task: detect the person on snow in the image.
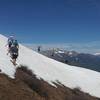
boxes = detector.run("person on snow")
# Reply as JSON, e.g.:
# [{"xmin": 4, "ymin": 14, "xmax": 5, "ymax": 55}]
[
  {"xmin": 10, "ymin": 44, "xmax": 19, "ymax": 65},
  {"xmin": 13, "ymin": 40, "xmax": 19, "ymax": 49},
  {"xmin": 8, "ymin": 35, "xmax": 14, "ymax": 43},
  {"xmin": 37, "ymin": 46, "xmax": 41, "ymax": 52},
  {"xmin": 6, "ymin": 36, "xmax": 14, "ymax": 55}
]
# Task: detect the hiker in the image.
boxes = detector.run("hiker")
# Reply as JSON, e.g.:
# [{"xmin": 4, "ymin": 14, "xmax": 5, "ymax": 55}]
[
  {"xmin": 7, "ymin": 36, "xmax": 14, "ymax": 55},
  {"xmin": 37, "ymin": 46, "xmax": 41, "ymax": 52},
  {"xmin": 13, "ymin": 40, "xmax": 19, "ymax": 49},
  {"xmin": 10, "ymin": 44, "xmax": 19, "ymax": 65},
  {"xmin": 8, "ymin": 35, "xmax": 14, "ymax": 42}
]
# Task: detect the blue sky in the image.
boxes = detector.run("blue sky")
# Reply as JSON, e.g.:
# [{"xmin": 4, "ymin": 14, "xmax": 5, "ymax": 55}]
[{"xmin": 0, "ymin": 0, "xmax": 100, "ymax": 43}]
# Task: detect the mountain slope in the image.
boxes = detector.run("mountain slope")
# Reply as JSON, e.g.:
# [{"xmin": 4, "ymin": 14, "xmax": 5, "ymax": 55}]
[
  {"xmin": 41, "ymin": 50, "xmax": 100, "ymax": 72},
  {"xmin": 0, "ymin": 68, "xmax": 99, "ymax": 100},
  {"xmin": 0, "ymin": 34, "xmax": 100, "ymax": 98}
]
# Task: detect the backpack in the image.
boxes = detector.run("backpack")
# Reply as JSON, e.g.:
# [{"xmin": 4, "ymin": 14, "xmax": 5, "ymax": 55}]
[{"xmin": 13, "ymin": 40, "xmax": 18, "ymax": 47}]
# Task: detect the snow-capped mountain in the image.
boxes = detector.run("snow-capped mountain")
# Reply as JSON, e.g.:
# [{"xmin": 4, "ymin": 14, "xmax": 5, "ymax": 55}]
[
  {"xmin": 94, "ymin": 53, "xmax": 100, "ymax": 56},
  {"xmin": 41, "ymin": 50, "xmax": 100, "ymax": 72},
  {"xmin": 0, "ymin": 34, "xmax": 100, "ymax": 98}
]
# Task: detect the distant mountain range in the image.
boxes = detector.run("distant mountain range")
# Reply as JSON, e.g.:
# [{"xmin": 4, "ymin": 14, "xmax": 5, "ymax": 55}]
[
  {"xmin": 41, "ymin": 50, "xmax": 100, "ymax": 72},
  {"xmin": 24, "ymin": 41, "xmax": 100, "ymax": 54},
  {"xmin": 24, "ymin": 43, "xmax": 100, "ymax": 72}
]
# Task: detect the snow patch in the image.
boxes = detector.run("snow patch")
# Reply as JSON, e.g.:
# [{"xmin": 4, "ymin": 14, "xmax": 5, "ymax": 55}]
[{"xmin": 0, "ymin": 34, "xmax": 100, "ymax": 98}]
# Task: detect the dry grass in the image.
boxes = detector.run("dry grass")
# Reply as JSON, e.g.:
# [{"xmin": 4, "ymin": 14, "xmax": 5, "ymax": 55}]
[{"xmin": 0, "ymin": 65, "xmax": 99, "ymax": 100}]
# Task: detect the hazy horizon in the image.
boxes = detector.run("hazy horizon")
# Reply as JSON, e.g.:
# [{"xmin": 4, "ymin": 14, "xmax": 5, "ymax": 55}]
[{"xmin": 23, "ymin": 41, "xmax": 100, "ymax": 54}]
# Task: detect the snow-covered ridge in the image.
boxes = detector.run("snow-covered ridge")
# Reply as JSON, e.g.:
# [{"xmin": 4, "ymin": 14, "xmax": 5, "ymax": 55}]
[{"xmin": 0, "ymin": 34, "xmax": 100, "ymax": 98}]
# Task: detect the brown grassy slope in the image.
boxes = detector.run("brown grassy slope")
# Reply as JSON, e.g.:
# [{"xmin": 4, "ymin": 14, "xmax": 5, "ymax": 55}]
[
  {"xmin": 15, "ymin": 66, "xmax": 100, "ymax": 100},
  {"xmin": 0, "ymin": 66, "xmax": 99, "ymax": 100},
  {"xmin": 0, "ymin": 74, "xmax": 43, "ymax": 100}
]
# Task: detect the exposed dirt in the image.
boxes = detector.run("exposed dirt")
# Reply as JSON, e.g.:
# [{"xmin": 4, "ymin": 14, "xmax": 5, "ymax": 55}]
[{"xmin": 0, "ymin": 66, "xmax": 99, "ymax": 100}]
